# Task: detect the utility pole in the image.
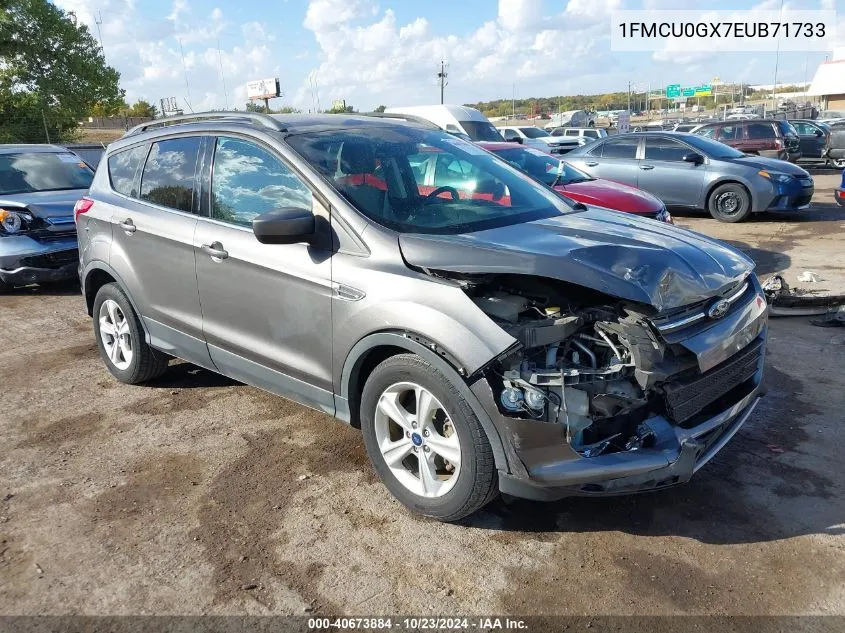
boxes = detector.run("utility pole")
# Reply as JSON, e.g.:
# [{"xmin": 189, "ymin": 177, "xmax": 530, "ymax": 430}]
[
  {"xmin": 217, "ymin": 38, "xmax": 228, "ymax": 109},
  {"xmin": 437, "ymin": 59, "xmax": 448, "ymax": 105},
  {"xmin": 512, "ymin": 83, "xmax": 516, "ymax": 119},
  {"xmin": 627, "ymin": 81, "xmax": 631, "ymax": 113},
  {"xmin": 94, "ymin": 11, "xmax": 106, "ymax": 61}
]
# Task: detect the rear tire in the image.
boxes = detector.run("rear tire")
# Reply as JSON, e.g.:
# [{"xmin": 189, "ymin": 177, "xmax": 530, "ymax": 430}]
[
  {"xmin": 360, "ymin": 354, "xmax": 498, "ymax": 522},
  {"xmin": 708, "ymin": 183, "xmax": 752, "ymax": 223},
  {"xmin": 830, "ymin": 158, "xmax": 845, "ymax": 169},
  {"xmin": 93, "ymin": 283, "xmax": 169, "ymax": 384},
  {"xmin": 0, "ymin": 281, "xmax": 10, "ymax": 294}
]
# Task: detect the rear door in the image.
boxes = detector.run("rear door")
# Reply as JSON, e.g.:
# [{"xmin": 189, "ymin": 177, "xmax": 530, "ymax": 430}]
[
  {"xmin": 744, "ymin": 122, "xmax": 779, "ymax": 157},
  {"xmin": 108, "ymin": 135, "xmax": 213, "ymax": 367},
  {"xmin": 638, "ymin": 135, "xmax": 706, "ymax": 207},
  {"xmin": 193, "ymin": 134, "xmax": 334, "ymax": 412},
  {"xmin": 573, "ymin": 136, "xmax": 641, "ymax": 187}
]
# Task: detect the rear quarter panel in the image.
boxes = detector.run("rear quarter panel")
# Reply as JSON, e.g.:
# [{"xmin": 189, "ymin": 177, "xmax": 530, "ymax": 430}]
[{"xmin": 78, "ymin": 166, "xmax": 114, "ymax": 279}]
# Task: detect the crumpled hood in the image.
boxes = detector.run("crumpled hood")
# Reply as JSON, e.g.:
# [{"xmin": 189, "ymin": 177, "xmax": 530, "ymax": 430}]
[
  {"xmin": 0, "ymin": 189, "xmax": 87, "ymax": 220},
  {"xmin": 728, "ymin": 155, "xmax": 809, "ymax": 176},
  {"xmin": 399, "ymin": 207, "xmax": 754, "ymax": 312}
]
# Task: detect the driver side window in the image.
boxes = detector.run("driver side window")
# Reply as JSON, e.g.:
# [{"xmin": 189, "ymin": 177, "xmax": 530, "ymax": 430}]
[{"xmin": 211, "ymin": 136, "xmax": 312, "ymax": 227}]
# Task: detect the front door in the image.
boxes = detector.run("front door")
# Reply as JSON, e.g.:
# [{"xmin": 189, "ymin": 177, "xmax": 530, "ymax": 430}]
[
  {"xmin": 638, "ymin": 136, "xmax": 706, "ymax": 207},
  {"xmin": 194, "ymin": 135, "xmax": 335, "ymax": 413}
]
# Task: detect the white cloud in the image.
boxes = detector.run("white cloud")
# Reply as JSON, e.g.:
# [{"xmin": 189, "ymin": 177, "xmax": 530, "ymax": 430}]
[
  {"xmin": 242, "ymin": 21, "xmax": 276, "ymax": 42},
  {"xmin": 295, "ymin": 0, "xmax": 619, "ymax": 110}
]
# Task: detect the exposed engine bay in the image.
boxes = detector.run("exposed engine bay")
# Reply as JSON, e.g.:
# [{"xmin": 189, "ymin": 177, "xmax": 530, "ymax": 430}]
[{"xmin": 458, "ymin": 274, "xmax": 702, "ymax": 459}]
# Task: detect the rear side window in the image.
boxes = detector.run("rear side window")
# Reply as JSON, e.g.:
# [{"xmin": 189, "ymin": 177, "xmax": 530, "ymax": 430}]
[
  {"xmin": 599, "ymin": 137, "xmax": 639, "ymax": 158},
  {"xmin": 108, "ymin": 145, "xmax": 147, "ymax": 197},
  {"xmin": 585, "ymin": 130, "xmax": 599, "ymax": 138},
  {"xmin": 140, "ymin": 137, "xmax": 203, "ymax": 213},
  {"xmin": 747, "ymin": 123, "xmax": 776, "ymax": 140},
  {"xmin": 695, "ymin": 127, "xmax": 717, "ymax": 139}
]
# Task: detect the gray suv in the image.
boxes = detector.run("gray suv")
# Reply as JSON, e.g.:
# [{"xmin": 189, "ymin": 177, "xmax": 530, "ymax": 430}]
[{"xmin": 77, "ymin": 112, "xmax": 768, "ymax": 521}]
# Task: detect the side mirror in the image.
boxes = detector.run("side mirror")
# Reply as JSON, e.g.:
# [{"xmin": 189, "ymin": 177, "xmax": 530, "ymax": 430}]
[
  {"xmin": 815, "ymin": 129, "xmax": 823, "ymax": 137},
  {"xmin": 252, "ymin": 207, "xmax": 315, "ymax": 245},
  {"xmin": 682, "ymin": 152, "xmax": 704, "ymax": 165},
  {"xmin": 506, "ymin": 136, "xmax": 522, "ymax": 144}
]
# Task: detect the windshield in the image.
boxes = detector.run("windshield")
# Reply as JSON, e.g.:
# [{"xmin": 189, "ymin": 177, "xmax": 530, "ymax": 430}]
[
  {"xmin": 0, "ymin": 152, "xmax": 94, "ymax": 195},
  {"xmin": 684, "ymin": 134, "xmax": 746, "ymax": 159},
  {"xmin": 519, "ymin": 127, "xmax": 551, "ymax": 139},
  {"xmin": 286, "ymin": 127, "xmax": 574, "ymax": 235},
  {"xmin": 490, "ymin": 146, "xmax": 593, "ymax": 187},
  {"xmin": 459, "ymin": 120, "xmax": 504, "ymax": 142}
]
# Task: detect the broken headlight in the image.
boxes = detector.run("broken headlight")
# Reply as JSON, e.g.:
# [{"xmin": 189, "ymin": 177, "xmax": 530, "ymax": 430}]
[{"xmin": 0, "ymin": 209, "xmax": 30, "ymax": 235}]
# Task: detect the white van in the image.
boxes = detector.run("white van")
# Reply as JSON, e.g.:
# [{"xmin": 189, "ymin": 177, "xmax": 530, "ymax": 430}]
[{"xmin": 383, "ymin": 105, "xmax": 503, "ymax": 142}]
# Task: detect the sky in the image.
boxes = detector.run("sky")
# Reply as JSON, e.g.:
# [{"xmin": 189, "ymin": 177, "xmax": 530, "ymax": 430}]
[{"xmin": 53, "ymin": 0, "xmax": 845, "ymax": 113}]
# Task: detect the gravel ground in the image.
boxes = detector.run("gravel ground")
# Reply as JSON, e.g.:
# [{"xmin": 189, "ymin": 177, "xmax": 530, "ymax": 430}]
[{"xmin": 1, "ymin": 173, "xmax": 844, "ymax": 616}]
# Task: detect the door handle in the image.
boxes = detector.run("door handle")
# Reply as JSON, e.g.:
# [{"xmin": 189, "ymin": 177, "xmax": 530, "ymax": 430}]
[
  {"xmin": 120, "ymin": 219, "xmax": 136, "ymax": 234},
  {"xmin": 639, "ymin": 165, "xmax": 655, "ymax": 170},
  {"xmin": 585, "ymin": 161, "xmax": 598, "ymax": 167},
  {"xmin": 201, "ymin": 242, "xmax": 228, "ymax": 260}
]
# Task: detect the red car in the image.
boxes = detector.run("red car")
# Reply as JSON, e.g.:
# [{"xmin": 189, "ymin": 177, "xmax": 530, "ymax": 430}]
[{"xmin": 479, "ymin": 142, "xmax": 672, "ymax": 223}]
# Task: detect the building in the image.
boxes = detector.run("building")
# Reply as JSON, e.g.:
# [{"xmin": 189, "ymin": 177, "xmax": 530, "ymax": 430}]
[{"xmin": 808, "ymin": 48, "xmax": 845, "ymax": 110}]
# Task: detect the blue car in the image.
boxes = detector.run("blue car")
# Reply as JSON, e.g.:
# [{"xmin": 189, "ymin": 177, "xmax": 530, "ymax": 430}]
[
  {"xmin": 0, "ymin": 145, "xmax": 93, "ymax": 292},
  {"xmin": 836, "ymin": 168, "xmax": 845, "ymax": 206}
]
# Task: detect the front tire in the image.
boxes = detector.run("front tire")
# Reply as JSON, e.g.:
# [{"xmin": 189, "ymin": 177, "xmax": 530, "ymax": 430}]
[
  {"xmin": 708, "ymin": 183, "xmax": 752, "ymax": 222},
  {"xmin": 830, "ymin": 157, "xmax": 845, "ymax": 169},
  {"xmin": 93, "ymin": 283, "xmax": 169, "ymax": 384},
  {"xmin": 360, "ymin": 354, "xmax": 498, "ymax": 522}
]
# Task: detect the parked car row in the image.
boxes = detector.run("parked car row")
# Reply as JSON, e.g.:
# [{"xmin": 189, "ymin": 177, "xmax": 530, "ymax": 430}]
[{"xmin": 69, "ymin": 111, "xmax": 769, "ymax": 521}]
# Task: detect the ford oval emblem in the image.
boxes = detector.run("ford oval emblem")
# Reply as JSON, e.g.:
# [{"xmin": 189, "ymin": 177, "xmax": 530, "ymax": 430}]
[{"xmin": 708, "ymin": 298, "xmax": 731, "ymax": 319}]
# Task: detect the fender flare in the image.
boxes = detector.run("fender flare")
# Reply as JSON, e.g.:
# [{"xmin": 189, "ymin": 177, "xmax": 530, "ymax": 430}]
[
  {"xmin": 339, "ymin": 331, "xmax": 511, "ymax": 474},
  {"xmin": 81, "ymin": 260, "xmax": 152, "ymax": 345}
]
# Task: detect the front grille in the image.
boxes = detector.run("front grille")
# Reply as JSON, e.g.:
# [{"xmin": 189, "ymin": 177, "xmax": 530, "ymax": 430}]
[
  {"xmin": 662, "ymin": 338, "xmax": 763, "ymax": 424},
  {"xmin": 793, "ymin": 194, "xmax": 813, "ymax": 207},
  {"xmin": 798, "ymin": 178, "xmax": 813, "ymax": 187},
  {"xmin": 18, "ymin": 249, "xmax": 78, "ymax": 269}
]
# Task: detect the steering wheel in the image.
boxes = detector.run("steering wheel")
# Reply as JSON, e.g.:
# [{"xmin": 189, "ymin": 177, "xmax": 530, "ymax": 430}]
[{"xmin": 426, "ymin": 185, "xmax": 460, "ymax": 201}]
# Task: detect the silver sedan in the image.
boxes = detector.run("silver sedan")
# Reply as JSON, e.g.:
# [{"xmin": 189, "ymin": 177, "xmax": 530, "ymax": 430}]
[{"xmin": 565, "ymin": 132, "xmax": 814, "ymax": 222}]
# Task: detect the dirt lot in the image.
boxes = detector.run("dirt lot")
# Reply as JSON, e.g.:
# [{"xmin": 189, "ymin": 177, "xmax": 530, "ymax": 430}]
[{"xmin": 1, "ymin": 172, "xmax": 844, "ymax": 617}]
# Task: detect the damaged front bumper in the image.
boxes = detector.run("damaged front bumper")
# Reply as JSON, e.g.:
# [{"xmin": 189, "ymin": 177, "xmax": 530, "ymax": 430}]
[
  {"xmin": 0, "ymin": 234, "xmax": 78, "ymax": 287},
  {"xmin": 495, "ymin": 385, "xmax": 761, "ymax": 501}
]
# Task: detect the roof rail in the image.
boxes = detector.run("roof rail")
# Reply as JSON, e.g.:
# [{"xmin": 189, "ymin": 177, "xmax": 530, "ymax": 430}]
[
  {"xmin": 355, "ymin": 111, "xmax": 442, "ymax": 131},
  {"xmin": 124, "ymin": 111, "xmax": 287, "ymax": 137}
]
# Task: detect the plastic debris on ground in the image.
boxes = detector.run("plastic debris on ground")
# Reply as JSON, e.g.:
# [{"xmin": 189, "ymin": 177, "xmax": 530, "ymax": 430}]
[{"xmin": 761, "ymin": 273, "xmax": 845, "ymax": 321}]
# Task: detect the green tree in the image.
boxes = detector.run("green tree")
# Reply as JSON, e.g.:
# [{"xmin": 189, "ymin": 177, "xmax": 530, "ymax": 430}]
[
  {"xmin": 127, "ymin": 99, "xmax": 157, "ymax": 118},
  {"xmin": 374, "ymin": 104, "xmax": 386, "ymax": 113},
  {"xmin": 327, "ymin": 104, "xmax": 354, "ymax": 114},
  {"xmin": 0, "ymin": 0, "xmax": 124, "ymax": 142}
]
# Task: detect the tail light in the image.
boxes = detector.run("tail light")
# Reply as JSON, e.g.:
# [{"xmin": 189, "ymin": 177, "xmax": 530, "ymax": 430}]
[{"xmin": 74, "ymin": 197, "xmax": 94, "ymax": 223}]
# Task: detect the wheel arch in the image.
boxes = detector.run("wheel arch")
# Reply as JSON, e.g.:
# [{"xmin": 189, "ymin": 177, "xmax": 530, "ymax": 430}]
[
  {"xmin": 82, "ymin": 261, "xmax": 151, "ymax": 344},
  {"xmin": 338, "ymin": 331, "xmax": 510, "ymax": 473}
]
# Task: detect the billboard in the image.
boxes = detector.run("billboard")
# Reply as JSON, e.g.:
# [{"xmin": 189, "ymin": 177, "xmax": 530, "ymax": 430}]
[{"xmin": 246, "ymin": 78, "xmax": 281, "ymax": 100}]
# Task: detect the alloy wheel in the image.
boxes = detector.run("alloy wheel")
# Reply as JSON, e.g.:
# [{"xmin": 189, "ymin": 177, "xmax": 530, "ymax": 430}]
[
  {"xmin": 98, "ymin": 299, "xmax": 133, "ymax": 370},
  {"xmin": 373, "ymin": 381, "xmax": 462, "ymax": 498}
]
